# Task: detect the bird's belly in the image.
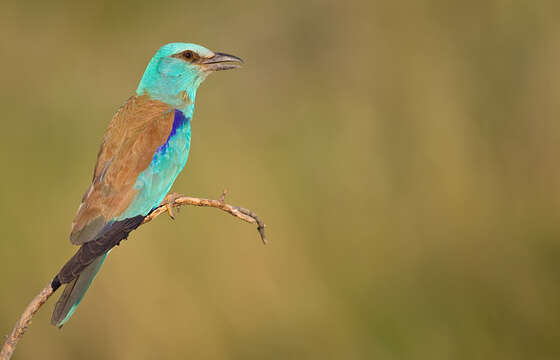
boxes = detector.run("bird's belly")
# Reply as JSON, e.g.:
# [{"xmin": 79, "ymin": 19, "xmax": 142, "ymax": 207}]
[{"xmin": 117, "ymin": 118, "xmax": 191, "ymax": 220}]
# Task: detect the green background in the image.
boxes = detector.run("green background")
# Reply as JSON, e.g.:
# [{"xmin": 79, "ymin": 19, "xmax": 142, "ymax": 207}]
[{"xmin": 2, "ymin": 1, "xmax": 560, "ymax": 359}]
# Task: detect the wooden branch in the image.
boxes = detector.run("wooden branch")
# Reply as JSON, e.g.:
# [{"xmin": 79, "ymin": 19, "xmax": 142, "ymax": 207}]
[
  {"xmin": 143, "ymin": 191, "xmax": 267, "ymax": 244},
  {"xmin": 0, "ymin": 283, "xmax": 54, "ymax": 360},
  {"xmin": 0, "ymin": 191, "xmax": 266, "ymax": 360}
]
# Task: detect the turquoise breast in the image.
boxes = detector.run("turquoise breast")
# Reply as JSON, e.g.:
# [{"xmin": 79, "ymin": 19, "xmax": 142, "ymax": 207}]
[{"xmin": 117, "ymin": 109, "xmax": 191, "ymax": 220}]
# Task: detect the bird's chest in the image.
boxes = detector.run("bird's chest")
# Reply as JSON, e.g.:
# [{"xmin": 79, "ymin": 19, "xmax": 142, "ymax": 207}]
[
  {"xmin": 152, "ymin": 115, "xmax": 191, "ymax": 170},
  {"xmin": 118, "ymin": 112, "xmax": 191, "ymax": 219},
  {"xmin": 142, "ymin": 114, "xmax": 191, "ymax": 191}
]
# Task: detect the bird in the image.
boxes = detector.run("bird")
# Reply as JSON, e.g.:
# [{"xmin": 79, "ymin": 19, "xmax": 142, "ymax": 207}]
[{"xmin": 49, "ymin": 43, "xmax": 243, "ymax": 327}]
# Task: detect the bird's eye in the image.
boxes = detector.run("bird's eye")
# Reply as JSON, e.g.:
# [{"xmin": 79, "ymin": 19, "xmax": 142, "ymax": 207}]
[{"xmin": 184, "ymin": 51, "xmax": 193, "ymax": 59}]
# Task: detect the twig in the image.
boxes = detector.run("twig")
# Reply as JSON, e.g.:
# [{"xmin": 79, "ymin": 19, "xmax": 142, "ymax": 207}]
[
  {"xmin": 0, "ymin": 191, "xmax": 266, "ymax": 360},
  {"xmin": 144, "ymin": 192, "xmax": 267, "ymax": 244},
  {"xmin": 0, "ymin": 283, "xmax": 54, "ymax": 360}
]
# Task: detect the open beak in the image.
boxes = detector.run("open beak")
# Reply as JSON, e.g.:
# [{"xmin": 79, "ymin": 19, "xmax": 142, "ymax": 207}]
[{"xmin": 201, "ymin": 52, "xmax": 244, "ymax": 71}]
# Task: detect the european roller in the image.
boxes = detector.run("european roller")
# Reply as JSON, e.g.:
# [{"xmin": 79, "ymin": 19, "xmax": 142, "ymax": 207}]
[{"xmin": 50, "ymin": 43, "xmax": 243, "ymax": 327}]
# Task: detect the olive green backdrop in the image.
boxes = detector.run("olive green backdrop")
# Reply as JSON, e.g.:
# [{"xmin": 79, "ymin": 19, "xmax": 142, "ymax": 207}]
[{"xmin": 1, "ymin": 1, "xmax": 560, "ymax": 359}]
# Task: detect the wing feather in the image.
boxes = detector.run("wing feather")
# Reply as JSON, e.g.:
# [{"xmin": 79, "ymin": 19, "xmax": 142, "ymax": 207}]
[{"xmin": 70, "ymin": 96, "xmax": 175, "ymax": 245}]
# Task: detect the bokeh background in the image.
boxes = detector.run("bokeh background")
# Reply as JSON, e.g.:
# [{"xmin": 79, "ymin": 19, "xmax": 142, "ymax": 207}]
[{"xmin": 2, "ymin": 1, "xmax": 560, "ymax": 359}]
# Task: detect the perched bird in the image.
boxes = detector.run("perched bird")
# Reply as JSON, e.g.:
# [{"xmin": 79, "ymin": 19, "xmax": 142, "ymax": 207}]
[{"xmin": 50, "ymin": 43, "xmax": 243, "ymax": 327}]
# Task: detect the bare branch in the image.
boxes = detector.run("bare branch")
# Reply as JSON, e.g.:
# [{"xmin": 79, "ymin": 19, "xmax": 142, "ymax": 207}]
[
  {"xmin": 0, "ymin": 192, "xmax": 266, "ymax": 360},
  {"xmin": 0, "ymin": 283, "xmax": 54, "ymax": 360},
  {"xmin": 143, "ymin": 192, "xmax": 267, "ymax": 244}
]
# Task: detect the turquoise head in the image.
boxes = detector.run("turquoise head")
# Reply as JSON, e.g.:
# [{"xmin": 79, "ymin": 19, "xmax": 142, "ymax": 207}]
[{"xmin": 136, "ymin": 43, "xmax": 242, "ymax": 109}]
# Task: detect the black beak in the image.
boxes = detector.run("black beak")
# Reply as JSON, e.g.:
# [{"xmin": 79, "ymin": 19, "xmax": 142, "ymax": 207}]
[{"xmin": 201, "ymin": 52, "xmax": 244, "ymax": 71}]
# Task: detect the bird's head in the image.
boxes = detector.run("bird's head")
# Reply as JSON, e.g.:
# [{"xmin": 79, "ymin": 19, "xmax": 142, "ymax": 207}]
[{"xmin": 136, "ymin": 43, "xmax": 243, "ymax": 108}]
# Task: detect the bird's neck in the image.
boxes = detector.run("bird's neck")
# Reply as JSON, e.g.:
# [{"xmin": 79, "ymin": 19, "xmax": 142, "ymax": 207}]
[
  {"xmin": 136, "ymin": 70, "xmax": 202, "ymax": 115},
  {"xmin": 137, "ymin": 88, "xmax": 196, "ymax": 116}
]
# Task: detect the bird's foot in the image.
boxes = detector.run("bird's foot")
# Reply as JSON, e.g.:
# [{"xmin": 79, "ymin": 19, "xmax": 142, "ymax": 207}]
[
  {"xmin": 161, "ymin": 192, "xmax": 183, "ymax": 204},
  {"xmin": 160, "ymin": 193, "xmax": 182, "ymax": 220},
  {"xmin": 166, "ymin": 204, "xmax": 175, "ymax": 220}
]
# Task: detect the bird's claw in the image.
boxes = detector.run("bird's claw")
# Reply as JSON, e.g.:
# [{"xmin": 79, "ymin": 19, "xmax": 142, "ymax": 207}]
[{"xmin": 166, "ymin": 204, "xmax": 175, "ymax": 220}]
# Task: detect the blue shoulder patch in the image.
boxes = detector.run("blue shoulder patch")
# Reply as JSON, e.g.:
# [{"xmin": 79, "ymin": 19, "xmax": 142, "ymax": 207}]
[
  {"xmin": 157, "ymin": 109, "xmax": 188, "ymax": 155},
  {"xmin": 116, "ymin": 109, "xmax": 191, "ymax": 220}
]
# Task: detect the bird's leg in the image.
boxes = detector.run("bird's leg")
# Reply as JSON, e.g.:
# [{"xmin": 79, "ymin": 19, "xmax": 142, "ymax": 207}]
[
  {"xmin": 160, "ymin": 193, "xmax": 183, "ymax": 220},
  {"xmin": 161, "ymin": 192, "xmax": 183, "ymax": 204},
  {"xmin": 166, "ymin": 204, "xmax": 175, "ymax": 220}
]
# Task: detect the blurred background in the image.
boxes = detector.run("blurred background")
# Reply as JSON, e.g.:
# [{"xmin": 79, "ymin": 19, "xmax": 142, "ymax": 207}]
[{"xmin": 1, "ymin": 0, "xmax": 560, "ymax": 359}]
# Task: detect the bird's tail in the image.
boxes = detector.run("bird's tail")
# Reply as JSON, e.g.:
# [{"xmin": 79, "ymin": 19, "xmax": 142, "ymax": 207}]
[
  {"xmin": 51, "ymin": 252, "xmax": 109, "ymax": 327},
  {"xmin": 50, "ymin": 215, "xmax": 145, "ymax": 327}
]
